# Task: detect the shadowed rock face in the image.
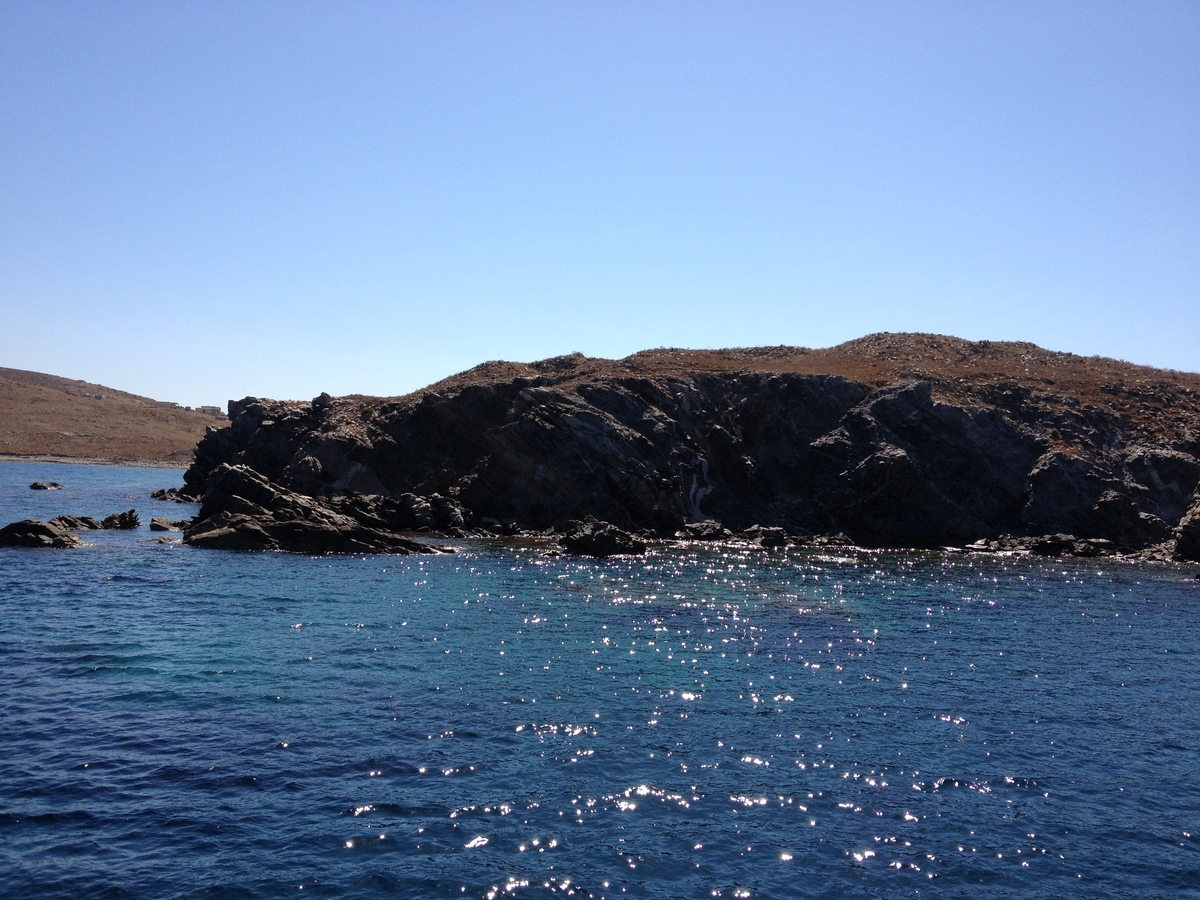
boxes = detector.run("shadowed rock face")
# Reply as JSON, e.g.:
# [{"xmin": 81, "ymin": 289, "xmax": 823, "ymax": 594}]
[{"xmin": 180, "ymin": 336, "xmax": 1200, "ymax": 555}]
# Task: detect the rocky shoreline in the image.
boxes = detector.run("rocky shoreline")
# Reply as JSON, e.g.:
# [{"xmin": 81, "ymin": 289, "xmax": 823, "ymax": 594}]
[{"xmin": 165, "ymin": 335, "xmax": 1200, "ymax": 561}]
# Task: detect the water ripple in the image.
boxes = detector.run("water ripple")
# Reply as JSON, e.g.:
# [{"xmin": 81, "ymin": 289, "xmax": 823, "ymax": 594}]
[{"xmin": 1, "ymin": 463, "xmax": 1199, "ymax": 898}]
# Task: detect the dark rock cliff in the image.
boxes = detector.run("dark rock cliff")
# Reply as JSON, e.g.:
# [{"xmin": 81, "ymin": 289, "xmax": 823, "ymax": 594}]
[{"xmin": 181, "ymin": 334, "xmax": 1200, "ymax": 557}]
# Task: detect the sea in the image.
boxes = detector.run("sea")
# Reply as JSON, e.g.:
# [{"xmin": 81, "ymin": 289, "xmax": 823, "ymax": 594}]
[{"xmin": 1, "ymin": 461, "xmax": 1198, "ymax": 899}]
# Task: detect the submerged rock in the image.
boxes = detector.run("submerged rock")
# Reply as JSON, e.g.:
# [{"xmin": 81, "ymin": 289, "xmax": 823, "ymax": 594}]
[
  {"xmin": 0, "ymin": 519, "xmax": 84, "ymax": 548},
  {"xmin": 29, "ymin": 481, "xmax": 63, "ymax": 490}
]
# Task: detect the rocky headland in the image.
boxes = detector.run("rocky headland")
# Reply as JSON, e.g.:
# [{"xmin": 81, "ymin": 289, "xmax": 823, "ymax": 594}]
[{"xmin": 173, "ymin": 333, "xmax": 1200, "ymax": 560}]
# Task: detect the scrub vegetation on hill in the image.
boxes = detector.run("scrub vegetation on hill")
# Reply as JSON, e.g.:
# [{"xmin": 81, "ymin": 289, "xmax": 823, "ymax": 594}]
[{"xmin": 0, "ymin": 367, "xmax": 223, "ymax": 466}]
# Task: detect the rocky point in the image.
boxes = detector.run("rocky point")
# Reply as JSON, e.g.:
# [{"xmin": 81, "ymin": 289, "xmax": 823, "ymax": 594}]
[{"xmin": 176, "ymin": 334, "xmax": 1200, "ymax": 559}]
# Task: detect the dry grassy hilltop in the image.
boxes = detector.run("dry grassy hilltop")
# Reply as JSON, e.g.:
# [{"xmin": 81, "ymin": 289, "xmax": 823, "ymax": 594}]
[
  {"xmin": 0, "ymin": 367, "xmax": 224, "ymax": 466},
  {"xmin": 418, "ymin": 333, "xmax": 1200, "ymax": 448}
]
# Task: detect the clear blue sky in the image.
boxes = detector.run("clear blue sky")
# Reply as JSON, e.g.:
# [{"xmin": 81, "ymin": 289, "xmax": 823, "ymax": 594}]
[{"xmin": 2, "ymin": 1, "xmax": 1196, "ymax": 408}]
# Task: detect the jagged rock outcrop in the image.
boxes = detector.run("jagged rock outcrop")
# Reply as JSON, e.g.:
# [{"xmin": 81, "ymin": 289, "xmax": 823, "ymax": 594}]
[
  {"xmin": 48, "ymin": 515, "xmax": 102, "ymax": 531},
  {"xmin": 0, "ymin": 519, "xmax": 84, "ymax": 548},
  {"xmin": 179, "ymin": 335, "xmax": 1200, "ymax": 554},
  {"xmin": 44, "ymin": 513, "xmax": 141, "ymax": 532},
  {"xmin": 184, "ymin": 463, "xmax": 449, "ymax": 555}
]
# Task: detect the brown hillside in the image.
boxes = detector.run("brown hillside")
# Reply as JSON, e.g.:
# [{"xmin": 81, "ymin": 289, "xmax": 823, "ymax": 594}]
[{"xmin": 0, "ymin": 367, "xmax": 225, "ymax": 466}]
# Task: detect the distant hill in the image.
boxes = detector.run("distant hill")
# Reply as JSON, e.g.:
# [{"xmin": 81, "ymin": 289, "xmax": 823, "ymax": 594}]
[{"xmin": 0, "ymin": 367, "xmax": 225, "ymax": 466}]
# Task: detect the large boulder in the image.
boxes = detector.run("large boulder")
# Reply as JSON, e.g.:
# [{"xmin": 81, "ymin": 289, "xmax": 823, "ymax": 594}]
[
  {"xmin": 559, "ymin": 521, "xmax": 647, "ymax": 557},
  {"xmin": 0, "ymin": 519, "xmax": 84, "ymax": 548}
]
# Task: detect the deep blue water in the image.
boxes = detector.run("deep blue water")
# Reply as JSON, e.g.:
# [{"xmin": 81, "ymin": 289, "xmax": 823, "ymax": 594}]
[{"xmin": 1, "ymin": 461, "xmax": 1199, "ymax": 898}]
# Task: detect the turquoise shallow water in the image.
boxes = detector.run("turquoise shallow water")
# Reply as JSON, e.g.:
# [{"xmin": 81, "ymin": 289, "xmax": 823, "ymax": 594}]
[{"xmin": 1, "ymin": 461, "xmax": 1199, "ymax": 898}]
